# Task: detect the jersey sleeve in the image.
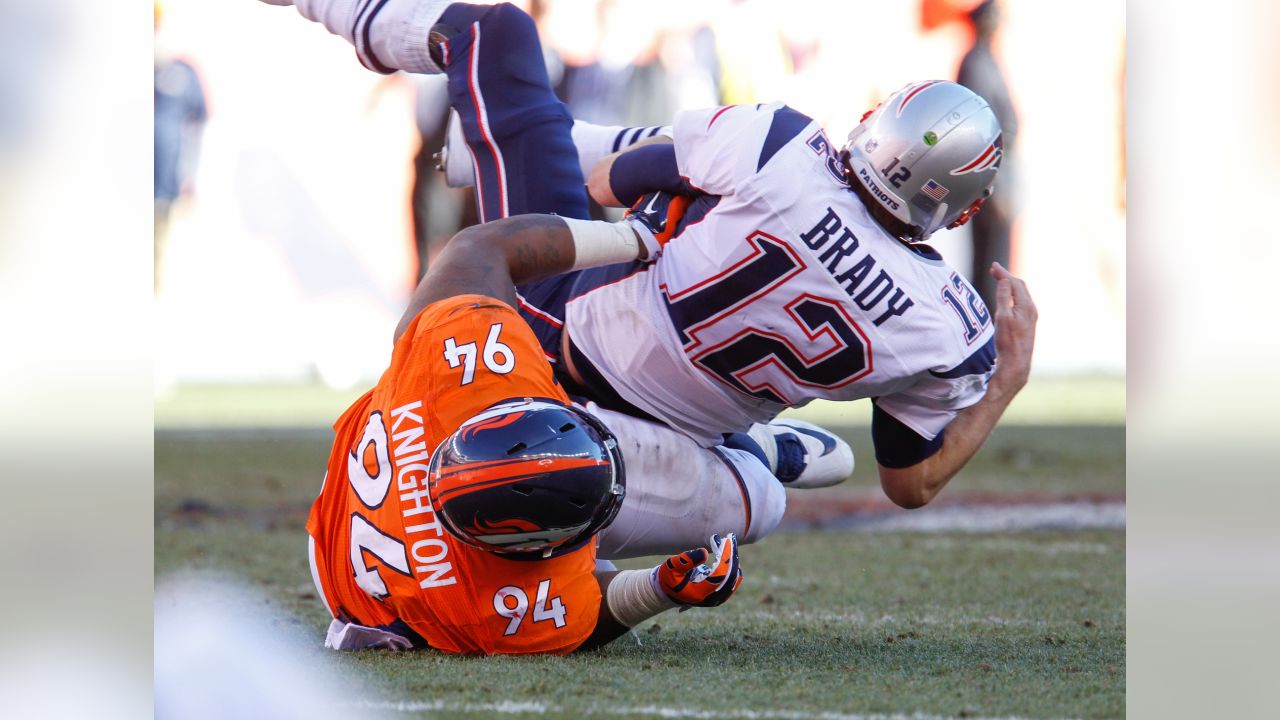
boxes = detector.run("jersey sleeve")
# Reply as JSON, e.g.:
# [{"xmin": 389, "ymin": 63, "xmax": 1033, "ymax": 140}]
[
  {"xmin": 672, "ymin": 103, "xmax": 782, "ymax": 194},
  {"xmin": 873, "ymin": 336, "xmax": 997, "ymax": 446}
]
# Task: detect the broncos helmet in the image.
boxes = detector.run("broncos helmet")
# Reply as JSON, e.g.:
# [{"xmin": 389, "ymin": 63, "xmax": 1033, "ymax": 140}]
[
  {"xmin": 427, "ymin": 398, "xmax": 625, "ymax": 558},
  {"xmin": 842, "ymin": 80, "xmax": 1003, "ymax": 242}
]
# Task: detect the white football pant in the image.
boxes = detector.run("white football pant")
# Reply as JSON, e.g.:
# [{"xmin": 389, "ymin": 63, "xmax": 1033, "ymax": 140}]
[{"xmin": 580, "ymin": 401, "xmax": 787, "ymax": 560}]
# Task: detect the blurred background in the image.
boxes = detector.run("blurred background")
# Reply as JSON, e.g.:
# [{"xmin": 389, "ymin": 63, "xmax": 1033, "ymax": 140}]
[
  {"xmin": 152, "ymin": 0, "xmax": 1126, "ymax": 397},
  {"xmin": 2, "ymin": 0, "xmax": 1279, "ymax": 716}
]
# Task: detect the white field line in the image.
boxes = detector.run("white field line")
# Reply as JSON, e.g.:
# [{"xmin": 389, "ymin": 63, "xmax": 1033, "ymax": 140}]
[
  {"xmin": 357, "ymin": 699, "xmax": 1048, "ymax": 720},
  {"xmin": 833, "ymin": 502, "xmax": 1125, "ymax": 533}
]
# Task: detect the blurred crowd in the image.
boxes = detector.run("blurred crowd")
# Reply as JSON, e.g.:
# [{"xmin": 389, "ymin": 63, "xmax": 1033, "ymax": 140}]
[
  {"xmin": 156, "ymin": 0, "xmax": 1031, "ymax": 292},
  {"xmin": 151, "ymin": 0, "xmax": 1126, "ymax": 382}
]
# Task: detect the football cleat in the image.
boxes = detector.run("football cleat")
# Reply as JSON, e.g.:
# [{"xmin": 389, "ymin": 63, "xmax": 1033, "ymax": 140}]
[
  {"xmin": 747, "ymin": 419, "xmax": 854, "ymax": 489},
  {"xmin": 433, "ymin": 109, "xmax": 476, "ymax": 188}
]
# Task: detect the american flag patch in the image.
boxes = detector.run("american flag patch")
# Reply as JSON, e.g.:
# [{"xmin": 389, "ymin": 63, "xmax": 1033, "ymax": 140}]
[{"xmin": 921, "ymin": 179, "xmax": 950, "ymax": 202}]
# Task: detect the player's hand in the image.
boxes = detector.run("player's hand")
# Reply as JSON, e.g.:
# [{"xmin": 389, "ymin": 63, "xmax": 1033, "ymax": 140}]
[
  {"xmin": 654, "ymin": 533, "xmax": 743, "ymax": 607},
  {"xmin": 625, "ymin": 191, "xmax": 690, "ymax": 254},
  {"xmin": 989, "ymin": 262, "xmax": 1037, "ymax": 392}
]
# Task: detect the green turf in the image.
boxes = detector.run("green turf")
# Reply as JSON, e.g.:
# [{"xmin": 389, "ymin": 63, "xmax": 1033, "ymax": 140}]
[
  {"xmin": 156, "ymin": 423, "xmax": 1124, "ymax": 512},
  {"xmin": 823, "ymin": 422, "xmax": 1125, "ymax": 497},
  {"xmin": 154, "ymin": 374, "xmax": 1124, "ymax": 428},
  {"xmin": 156, "ymin": 428, "xmax": 1125, "ymax": 719}
]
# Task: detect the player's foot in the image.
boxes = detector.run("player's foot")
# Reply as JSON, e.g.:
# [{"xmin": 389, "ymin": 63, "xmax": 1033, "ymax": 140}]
[
  {"xmin": 747, "ymin": 420, "xmax": 854, "ymax": 489},
  {"xmin": 433, "ymin": 109, "xmax": 476, "ymax": 187}
]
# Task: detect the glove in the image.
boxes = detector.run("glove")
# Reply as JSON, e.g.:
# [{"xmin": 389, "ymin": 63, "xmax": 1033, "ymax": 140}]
[
  {"xmin": 625, "ymin": 190, "xmax": 692, "ymax": 256},
  {"xmin": 654, "ymin": 533, "xmax": 743, "ymax": 608}
]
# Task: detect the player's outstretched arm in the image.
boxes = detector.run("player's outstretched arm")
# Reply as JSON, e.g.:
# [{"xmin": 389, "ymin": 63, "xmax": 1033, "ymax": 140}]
[
  {"xmin": 587, "ymin": 135, "xmax": 676, "ymax": 208},
  {"xmin": 395, "ymin": 215, "xmax": 646, "ymax": 341},
  {"xmin": 577, "ymin": 534, "xmax": 743, "ymax": 651},
  {"xmin": 877, "ymin": 263, "xmax": 1037, "ymax": 508}
]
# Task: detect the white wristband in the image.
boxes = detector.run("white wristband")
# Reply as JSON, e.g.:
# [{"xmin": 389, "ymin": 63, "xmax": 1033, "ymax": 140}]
[
  {"xmin": 561, "ymin": 218, "xmax": 642, "ymax": 270},
  {"xmin": 605, "ymin": 568, "xmax": 677, "ymax": 628},
  {"xmin": 624, "ymin": 217, "xmax": 663, "ymax": 260}
]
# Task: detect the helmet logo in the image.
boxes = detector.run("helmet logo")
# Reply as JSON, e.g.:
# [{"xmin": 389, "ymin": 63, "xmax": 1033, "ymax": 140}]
[
  {"xmin": 921, "ymin": 179, "xmax": 950, "ymax": 201},
  {"xmin": 864, "ymin": 138, "xmax": 878, "ymax": 154},
  {"xmin": 950, "ymin": 139, "xmax": 1002, "ymax": 175},
  {"xmin": 923, "ymin": 131, "xmax": 938, "ymax": 146},
  {"xmin": 896, "ymin": 80, "xmax": 943, "ymax": 117},
  {"xmin": 461, "ymin": 411, "xmax": 527, "ymax": 440}
]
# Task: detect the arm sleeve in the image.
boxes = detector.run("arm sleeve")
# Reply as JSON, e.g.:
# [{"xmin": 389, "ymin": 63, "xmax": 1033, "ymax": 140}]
[
  {"xmin": 872, "ymin": 402, "xmax": 945, "ymax": 468},
  {"xmin": 608, "ymin": 144, "xmax": 689, "ymax": 206},
  {"xmin": 671, "ymin": 103, "xmax": 777, "ymax": 194}
]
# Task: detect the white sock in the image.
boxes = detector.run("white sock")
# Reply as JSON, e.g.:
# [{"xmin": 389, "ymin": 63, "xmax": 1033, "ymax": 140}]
[
  {"xmin": 296, "ymin": 0, "xmax": 451, "ymax": 74},
  {"xmin": 570, "ymin": 121, "xmax": 672, "ymax": 177}
]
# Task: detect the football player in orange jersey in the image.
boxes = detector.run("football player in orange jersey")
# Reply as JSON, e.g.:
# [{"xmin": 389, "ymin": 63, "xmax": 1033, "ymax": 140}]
[{"xmin": 308, "ymin": 214, "xmax": 745, "ymax": 655}]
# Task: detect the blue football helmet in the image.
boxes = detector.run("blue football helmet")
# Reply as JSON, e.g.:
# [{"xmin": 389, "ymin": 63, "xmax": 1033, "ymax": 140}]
[{"xmin": 427, "ymin": 398, "xmax": 625, "ymax": 558}]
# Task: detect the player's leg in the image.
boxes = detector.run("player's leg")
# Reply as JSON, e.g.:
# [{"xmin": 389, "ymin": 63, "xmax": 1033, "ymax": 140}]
[
  {"xmin": 289, "ymin": 0, "xmax": 450, "ymax": 74},
  {"xmin": 582, "ymin": 401, "xmax": 788, "ymax": 560},
  {"xmin": 439, "ymin": 117, "xmax": 673, "ymax": 189},
  {"xmin": 427, "ymin": 2, "xmax": 661, "ymax": 372},
  {"xmin": 431, "ymin": 2, "xmax": 588, "ymax": 220},
  {"xmin": 286, "ymin": 0, "xmax": 588, "ymax": 219}
]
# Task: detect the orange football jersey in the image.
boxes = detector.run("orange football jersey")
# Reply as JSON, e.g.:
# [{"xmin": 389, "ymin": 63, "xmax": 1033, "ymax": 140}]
[{"xmin": 306, "ymin": 295, "xmax": 601, "ymax": 655}]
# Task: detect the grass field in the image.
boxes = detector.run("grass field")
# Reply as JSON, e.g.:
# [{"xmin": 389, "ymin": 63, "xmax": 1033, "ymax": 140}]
[{"xmin": 155, "ymin": 378, "xmax": 1124, "ymax": 719}]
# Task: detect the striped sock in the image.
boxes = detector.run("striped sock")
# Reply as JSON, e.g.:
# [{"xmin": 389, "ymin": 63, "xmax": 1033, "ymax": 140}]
[{"xmin": 570, "ymin": 121, "xmax": 672, "ymax": 177}]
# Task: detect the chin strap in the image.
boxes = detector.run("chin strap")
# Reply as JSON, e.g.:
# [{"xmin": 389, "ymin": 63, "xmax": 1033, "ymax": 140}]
[{"xmin": 947, "ymin": 197, "xmax": 986, "ymax": 229}]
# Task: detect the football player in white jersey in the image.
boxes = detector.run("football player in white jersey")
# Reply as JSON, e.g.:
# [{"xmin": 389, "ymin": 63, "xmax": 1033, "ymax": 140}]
[
  {"xmin": 259, "ymin": 1, "xmax": 1036, "ymax": 530},
  {"xmin": 570, "ymin": 86, "xmax": 1039, "ymax": 509}
]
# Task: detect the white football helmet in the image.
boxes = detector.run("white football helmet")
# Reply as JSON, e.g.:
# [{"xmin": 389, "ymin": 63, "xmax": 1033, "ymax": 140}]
[{"xmin": 843, "ymin": 80, "xmax": 1003, "ymax": 242}]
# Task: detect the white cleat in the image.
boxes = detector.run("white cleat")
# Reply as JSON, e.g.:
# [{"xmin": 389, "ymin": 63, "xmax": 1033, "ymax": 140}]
[
  {"xmin": 433, "ymin": 109, "xmax": 476, "ymax": 188},
  {"xmin": 747, "ymin": 419, "xmax": 854, "ymax": 489}
]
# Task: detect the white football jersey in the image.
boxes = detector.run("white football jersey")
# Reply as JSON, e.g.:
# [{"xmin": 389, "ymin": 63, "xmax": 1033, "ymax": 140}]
[{"xmin": 565, "ymin": 103, "xmax": 997, "ymax": 447}]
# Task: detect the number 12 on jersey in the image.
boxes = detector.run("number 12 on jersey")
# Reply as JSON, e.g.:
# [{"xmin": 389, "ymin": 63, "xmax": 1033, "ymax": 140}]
[
  {"xmin": 941, "ymin": 272, "xmax": 990, "ymax": 344},
  {"xmin": 444, "ymin": 323, "xmax": 516, "ymax": 385}
]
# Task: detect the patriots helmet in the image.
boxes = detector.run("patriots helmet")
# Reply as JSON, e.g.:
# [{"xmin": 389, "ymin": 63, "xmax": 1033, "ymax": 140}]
[
  {"xmin": 842, "ymin": 80, "xmax": 1003, "ymax": 242},
  {"xmin": 427, "ymin": 398, "xmax": 625, "ymax": 558}
]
